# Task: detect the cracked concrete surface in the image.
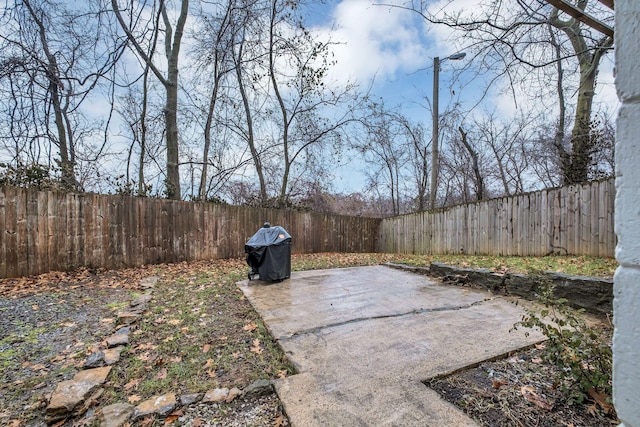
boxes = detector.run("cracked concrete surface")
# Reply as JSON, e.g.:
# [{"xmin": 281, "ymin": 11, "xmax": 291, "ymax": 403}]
[{"xmin": 238, "ymin": 265, "xmax": 545, "ymax": 426}]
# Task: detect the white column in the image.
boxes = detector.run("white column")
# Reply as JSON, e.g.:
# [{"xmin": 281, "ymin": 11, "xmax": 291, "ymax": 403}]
[{"xmin": 614, "ymin": 1, "xmax": 640, "ymax": 425}]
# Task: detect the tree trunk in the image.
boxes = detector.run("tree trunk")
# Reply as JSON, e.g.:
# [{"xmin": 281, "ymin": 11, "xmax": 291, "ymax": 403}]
[
  {"xmin": 111, "ymin": 0, "xmax": 188, "ymax": 200},
  {"xmin": 233, "ymin": 35, "xmax": 267, "ymax": 203},
  {"xmin": 550, "ymin": 3, "xmax": 613, "ymax": 185},
  {"xmin": 459, "ymin": 127, "xmax": 484, "ymax": 201},
  {"xmin": 24, "ymin": 0, "xmax": 77, "ymax": 190},
  {"xmin": 269, "ymin": 0, "xmax": 290, "ymax": 205}
]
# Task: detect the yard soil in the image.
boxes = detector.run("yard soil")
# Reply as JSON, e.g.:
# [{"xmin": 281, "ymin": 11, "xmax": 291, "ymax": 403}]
[
  {"xmin": 428, "ymin": 325, "xmax": 618, "ymax": 426},
  {"xmin": 0, "ymin": 255, "xmax": 617, "ymax": 426}
]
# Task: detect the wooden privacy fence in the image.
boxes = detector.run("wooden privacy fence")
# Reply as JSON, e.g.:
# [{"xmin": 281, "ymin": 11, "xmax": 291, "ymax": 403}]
[
  {"xmin": 0, "ymin": 179, "xmax": 616, "ymax": 279},
  {"xmin": 0, "ymin": 186, "xmax": 379, "ymax": 279},
  {"xmin": 377, "ymin": 179, "xmax": 616, "ymax": 257}
]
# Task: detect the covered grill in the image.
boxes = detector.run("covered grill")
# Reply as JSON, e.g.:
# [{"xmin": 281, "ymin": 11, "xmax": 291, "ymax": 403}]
[{"xmin": 245, "ymin": 222, "xmax": 292, "ymax": 282}]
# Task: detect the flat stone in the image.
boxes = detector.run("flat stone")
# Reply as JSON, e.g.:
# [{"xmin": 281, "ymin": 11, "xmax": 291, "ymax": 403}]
[
  {"xmin": 242, "ymin": 379, "xmax": 273, "ymax": 397},
  {"xmin": 202, "ymin": 388, "xmax": 229, "ymax": 403},
  {"xmin": 134, "ymin": 394, "xmax": 177, "ymax": 419},
  {"xmin": 140, "ymin": 276, "xmax": 158, "ymax": 289},
  {"xmin": 131, "ymin": 293, "xmax": 152, "ymax": 308},
  {"xmin": 226, "ymin": 387, "xmax": 242, "ymax": 403},
  {"xmin": 115, "ymin": 326, "xmax": 131, "ymax": 335},
  {"xmin": 117, "ymin": 311, "xmax": 140, "ymax": 325},
  {"xmin": 46, "ymin": 366, "xmax": 112, "ymax": 422},
  {"xmin": 103, "ymin": 346, "xmax": 124, "ymax": 365},
  {"xmin": 84, "ymin": 350, "xmax": 105, "ymax": 368},
  {"xmin": 179, "ymin": 393, "xmax": 203, "ymax": 406},
  {"xmin": 100, "ymin": 403, "xmax": 134, "ymax": 427},
  {"xmin": 106, "ymin": 332, "xmax": 129, "ymax": 348}
]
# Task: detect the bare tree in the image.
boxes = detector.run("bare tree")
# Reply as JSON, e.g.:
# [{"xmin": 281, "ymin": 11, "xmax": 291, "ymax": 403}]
[
  {"xmin": 389, "ymin": 0, "xmax": 614, "ymax": 185},
  {"xmin": 111, "ymin": 0, "xmax": 189, "ymax": 199},
  {"xmin": 353, "ymin": 102, "xmax": 409, "ymax": 216},
  {"xmin": 0, "ymin": 0, "xmax": 124, "ymax": 190},
  {"xmin": 266, "ymin": 0, "xmax": 358, "ymax": 204},
  {"xmin": 189, "ymin": 0, "xmax": 238, "ymax": 200},
  {"xmin": 229, "ymin": 7, "xmax": 269, "ymax": 203}
]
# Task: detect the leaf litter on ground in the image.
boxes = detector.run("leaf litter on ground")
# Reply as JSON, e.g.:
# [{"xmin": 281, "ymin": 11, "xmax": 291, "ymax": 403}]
[{"xmin": 0, "ymin": 252, "xmax": 616, "ymax": 426}]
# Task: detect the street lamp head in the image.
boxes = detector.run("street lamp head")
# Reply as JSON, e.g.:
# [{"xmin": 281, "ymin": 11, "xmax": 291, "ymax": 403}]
[{"xmin": 447, "ymin": 52, "xmax": 466, "ymax": 61}]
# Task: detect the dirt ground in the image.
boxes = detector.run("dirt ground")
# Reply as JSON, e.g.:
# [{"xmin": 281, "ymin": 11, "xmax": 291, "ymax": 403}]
[{"xmin": 428, "ymin": 334, "xmax": 618, "ymax": 426}]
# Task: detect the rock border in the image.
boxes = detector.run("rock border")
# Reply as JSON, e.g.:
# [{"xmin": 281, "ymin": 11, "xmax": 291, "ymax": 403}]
[
  {"xmin": 385, "ymin": 262, "xmax": 613, "ymax": 315},
  {"xmin": 43, "ymin": 275, "xmax": 277, "ymax": 427}
]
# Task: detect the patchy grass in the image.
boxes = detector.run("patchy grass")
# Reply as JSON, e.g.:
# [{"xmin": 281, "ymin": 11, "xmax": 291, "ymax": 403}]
[
  {"xmin": 372, "ymin": 253, "xmax": 616, "ymax": 277},
  {"xmin": 0, "ymin": 252, "xmax": 616, "ymax": 426}
]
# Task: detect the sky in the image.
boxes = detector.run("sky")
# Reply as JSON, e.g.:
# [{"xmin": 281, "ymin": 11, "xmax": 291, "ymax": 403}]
[{"xmin": 302, "ymin": 0, "xmax": 618, "ymax": 193}]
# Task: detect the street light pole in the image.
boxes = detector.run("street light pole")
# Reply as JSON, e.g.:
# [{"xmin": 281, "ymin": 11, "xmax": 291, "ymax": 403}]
[
  {"xmin": 430, "ymin": 56, "xmax": 440, "ymax": 211},
  {"xmin": 429, "ymin": 52, "xmax": 466, "ymax": 211}
]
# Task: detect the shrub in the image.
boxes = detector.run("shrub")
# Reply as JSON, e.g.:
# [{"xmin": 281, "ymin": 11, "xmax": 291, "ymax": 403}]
[{"xmin": 512, "ymin": 271, "xmax": 613, "ymax": 409}]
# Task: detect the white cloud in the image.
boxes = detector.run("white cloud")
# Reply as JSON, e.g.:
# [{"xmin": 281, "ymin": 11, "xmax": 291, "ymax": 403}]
[{"xmin": 311, "ymin": 0, "xmax": 430, "ymax": 87}]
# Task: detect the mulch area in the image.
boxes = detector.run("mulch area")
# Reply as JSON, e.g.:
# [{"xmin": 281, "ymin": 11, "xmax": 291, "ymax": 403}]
[{"xmin": 428, "ymin": 332, "xmax": 618, "ymax": 426}]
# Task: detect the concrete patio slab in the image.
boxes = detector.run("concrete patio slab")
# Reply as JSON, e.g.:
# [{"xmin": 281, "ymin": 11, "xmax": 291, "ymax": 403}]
[{"xmin": 238, "ymin": 265, "xmax": 546, "ymax": 426}]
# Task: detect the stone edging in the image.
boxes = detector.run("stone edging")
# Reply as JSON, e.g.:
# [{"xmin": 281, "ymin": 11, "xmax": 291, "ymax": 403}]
[
  {"xmin": 44, "ymin": 276, "xmax": 274, "ymax": 426},
  {"xmin": 385, "ymin": 262, "xmax": 613, "ymax": 315}
]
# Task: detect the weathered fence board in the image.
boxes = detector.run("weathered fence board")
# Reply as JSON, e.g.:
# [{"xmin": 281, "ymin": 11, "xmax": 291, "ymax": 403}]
[{"xmin": 377, "ymin": 179, "xmax": 615, "ymax": 258}]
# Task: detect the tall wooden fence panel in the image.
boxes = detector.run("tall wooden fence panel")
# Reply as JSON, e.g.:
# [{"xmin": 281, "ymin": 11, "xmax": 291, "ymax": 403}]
[
  {"xmin": 0, "ymin": 187, "xmax": 380, "ymax": 279},
  {"xmin": 377, "ymin": 179, "xmax": 616, "ymax": 257}
]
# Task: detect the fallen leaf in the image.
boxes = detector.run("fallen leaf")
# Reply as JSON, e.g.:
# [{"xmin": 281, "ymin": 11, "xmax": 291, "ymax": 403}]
[
  {"xmin": 521, "ymin": 385, "xmax": 553, "ymax": 411},
  {"xmin": 128, "ymin": 395, "xmax": 142, "ymax": 404},
  {"xmin": 51, "ymin": 419, "xmax": 66, "ymax": 427},
  {"xmin": 586, "ymin": 403, "xmax": 599, "ymax": 417},
  {"xmin": 164, "ymin": 409, "xmax": 184, "ymax": 425},
  {"xmin": 167, "ymin": 318, "xmax": 182, "ymax": 326},
  {"xmin": 124, "ymin": 378, "xmax": 141, "ymax": 391},
  {"xmin": 139, "ymin": 416, "xmax": 154, "ymax": 427},
  {"xmin": 278, "ymin": 369, "xmax": 288, "ymax": 379},
  {"xmin": 7, "ymin": 421, "xmax": 22, "ymax": 427},
  {"xmin": 192, "ymin": 418, "xmax": 205, "ymax": 427},
  {"xmin": 155, "ymin": 368, "xmax": 167, "ymax": 379},
  {"xmin": 205, "ymin": 358, "xmax": 214, "ymax": 368},
  {"xmin": 169, "ymin": 356, "xmax": 182, "ymax": 363},
  {"xmin": 274, "ymin": 415, "xmax": 287, "ymax": 427},
  {"xmin": 136, "ymin": 343, "xmax": 157, "ymax": 351},
  {"xmin": 243, "ymin": 322, "xmax": 258, "ymax": 332},
  {"xmin": 232, "ymin": 351, "xmax": 240, "ymax": 359},
  {"xmin": 531, "ymin": 357, "xmax": 543, "ymax": 364},
  {"xmin": 587, "ymin": 388, "xmax": 614, "ymax": 414},
  {"xmin": 535, "ymin": 343, "xmax": 546, "ymax": 350},
  {"xmin": 250, "ymin": 339, "xmax": 263, "ymax": 354},
  {"xmin": 202, "ymin": 344, "xmax": 211, "ymax": 353},
  {"xmin": 207, "ymin": 370, "xmax": 217, "ymax": 378},
  {"xmin": 492, "ymin": 379, "xmax": 508, "ymax": 389},
  {"xmin": 32, "ymin": 304, "xmax": 39, "ymax": 310}
]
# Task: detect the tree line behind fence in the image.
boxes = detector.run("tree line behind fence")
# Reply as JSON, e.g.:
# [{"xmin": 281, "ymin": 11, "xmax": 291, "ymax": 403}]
[{"xmin": 0, "ymin": 179, "xmax": 615, "ymax": 279}]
